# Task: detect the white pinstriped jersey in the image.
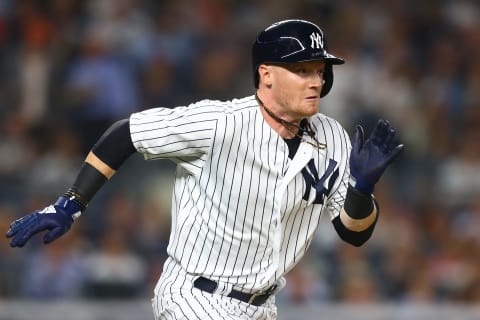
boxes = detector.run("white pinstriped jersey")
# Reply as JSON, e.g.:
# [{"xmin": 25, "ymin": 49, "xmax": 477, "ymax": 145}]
[{"xmin": 129, "ymin": 94, "xmax": 351, "ymax": 292}]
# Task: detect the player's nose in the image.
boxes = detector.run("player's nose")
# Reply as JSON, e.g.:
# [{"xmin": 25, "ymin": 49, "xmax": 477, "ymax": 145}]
[{"xmin": 308, "ymin": 71, "xmax": 325, "ymax": 89}]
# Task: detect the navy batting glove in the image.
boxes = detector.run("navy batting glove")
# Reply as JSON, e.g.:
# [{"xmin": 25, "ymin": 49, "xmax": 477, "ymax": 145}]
[
  {"xmin": 349, "ymin": 119, "xmax": 404, "ymax": 194},
  {"xmin": 6, "ymin": 196, "xmax": 84, "ymax": 247}
]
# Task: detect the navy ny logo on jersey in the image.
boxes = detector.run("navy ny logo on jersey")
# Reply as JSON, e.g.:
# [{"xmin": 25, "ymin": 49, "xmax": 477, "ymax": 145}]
[{"xmin": 301, "ymin": 159, "xmax": 339, "ymax": 204}]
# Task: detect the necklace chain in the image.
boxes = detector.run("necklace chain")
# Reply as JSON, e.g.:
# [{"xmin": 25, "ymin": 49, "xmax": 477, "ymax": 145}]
[{"xmin": 255, "ymin": 94, "xmax": 327, "ymax": 150}]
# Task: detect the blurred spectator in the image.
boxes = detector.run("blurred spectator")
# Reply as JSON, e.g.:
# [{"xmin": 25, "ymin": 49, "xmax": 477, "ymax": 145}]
[
  {"xmin": 191, "ymin": 38, "xmax": 245, "ymax": 100},
  {"xmin": 133, "ymin": 196, "xmax": 170, "ymax": 294},
  {"xmin": 453, "ymin": 198, "xmax": 480, "ymax": 247},
  {"xmin": 0, "ymin": 204, "xmax": 23, "ymax": 298},
  {"xmin": 83, "ymin": 229, "xmax": 146, "ymax": 299},
  {"xmin": 15, "ymin": 0, "xmax": 53, "ymax": 126},
  {"xmin": 64, "ymin": 23, "xmax": 139, "ymax": 151},
  {"xmin": 80, "ymin": 192, "xmax": 147, "ymax": 298},
  {"xmin": 334, "ymin": 244, "xmax": 380, "ymax": 303},
  {"xmin": 0, "ymin": 110, "xmax": 35, "ymax": 204},
  {"xmin": 27, "ymin": 124, "xmax": 83, "ymax": 199},
  {"xmin": 403, "ymin": 269, "xmax": 436, "ymax": 302},
  {"xmin": 84, "ymin": 0, "xmax": 154, "ymax": 65},
  {"xmin": 19, "ymin": 228, "xmax": 87, "ymax": 299},
  {"xmin": 435, "ymin": 127, "xmax": 480, "ymax": 207},
  {"xmin": 278, "ymin": 257, "xmax": 331, "ymax": 304},
  {"xmin": 0, "ymin": 110, "xmax": 34, "ymax": 180},
  {"xmin": 140, "ymin": 53, "xmax": 178, "ymax": 108}
]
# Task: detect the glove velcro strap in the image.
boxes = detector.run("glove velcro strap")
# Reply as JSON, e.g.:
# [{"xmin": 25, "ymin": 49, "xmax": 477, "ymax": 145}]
[{"xmin": 56, "ymin": 195, "xmax": 85, "ymax": 220}]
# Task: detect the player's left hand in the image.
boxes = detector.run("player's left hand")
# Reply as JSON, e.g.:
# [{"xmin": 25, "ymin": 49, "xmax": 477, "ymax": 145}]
[
  {"xmin": 349, "ymin": 119, "xmax": 404, "ymax": 194},
  {"xmin": 6, "ymin": 196, "xmax": 83, "ymax": 247}
]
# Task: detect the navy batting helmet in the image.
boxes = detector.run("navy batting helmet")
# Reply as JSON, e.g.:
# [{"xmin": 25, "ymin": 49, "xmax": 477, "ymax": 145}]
[{"xmin": 252, "ymin": 19, "xmax": 344, "ymax": 97}]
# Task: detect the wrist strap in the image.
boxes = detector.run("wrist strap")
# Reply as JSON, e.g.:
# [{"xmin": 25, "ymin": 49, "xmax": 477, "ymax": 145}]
[
  {"xmin": 64, "ymin": 189, "xmax": 88, "ymax": 211},
  {"xmin": 344, "ymin": 184, "xmax": 375, "ymax": 219},
  {"xmin": 55, "ymin": 195, "xmax": 84, "ymax": 220}
]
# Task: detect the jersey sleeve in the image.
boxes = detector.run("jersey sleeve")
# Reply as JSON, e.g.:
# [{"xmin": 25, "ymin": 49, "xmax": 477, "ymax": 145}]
[
  {"xmin": 325, "ymin": 122, "xmax": 352, "ymax": 220},
  {"xmin": 129, "ymin": 101, "xmax": 219, "ymax": 174}
]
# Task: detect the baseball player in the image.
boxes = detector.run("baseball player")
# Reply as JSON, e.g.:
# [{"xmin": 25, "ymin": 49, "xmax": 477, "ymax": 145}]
[{"xmin": 7, "ymin": 19, "xmax": 403, "ymax": 319}]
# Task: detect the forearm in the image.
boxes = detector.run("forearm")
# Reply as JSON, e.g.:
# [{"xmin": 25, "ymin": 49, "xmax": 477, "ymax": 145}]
[
  {"xmin": 333, "ymin": 185, "xmax": 379, "ymax": 246},
  {"xmin": 6, "ymin": 119, "xmax": 137, "ymax": 247},
  {"xmin": 340, "ymin": 185, "xmax": 377, "ymax": 231},
  {"xmin": 85, "ymin": 151, "xmax": 116, "ymax": 178},
  {"xmin": 66, "ymin": 119, "xmax": 136, "ymax": 208}
]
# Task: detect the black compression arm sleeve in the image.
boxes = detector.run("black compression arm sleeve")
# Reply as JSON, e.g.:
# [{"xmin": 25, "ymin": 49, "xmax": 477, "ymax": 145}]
[
  {"xmin": 67, "ymin": 163, "xmax": 108, "ymax": 207},
  {"xmin": 65, "ymin": 119, "xmax": 136, "ymax": 208}
]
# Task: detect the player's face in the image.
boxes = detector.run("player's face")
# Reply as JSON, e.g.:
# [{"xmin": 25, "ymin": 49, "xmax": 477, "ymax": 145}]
[{"xmin": 268, "ymin": 60, "xmax": 326, "ymax": 122}]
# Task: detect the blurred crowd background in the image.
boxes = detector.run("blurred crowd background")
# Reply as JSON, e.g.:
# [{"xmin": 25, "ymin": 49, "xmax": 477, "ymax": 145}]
[{"xmin": 0, "ymin": 0, "xmax": 479, "ymax": 307}]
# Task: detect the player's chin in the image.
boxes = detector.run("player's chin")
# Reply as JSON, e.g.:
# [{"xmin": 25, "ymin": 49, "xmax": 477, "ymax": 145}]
[{"xmin": 302, "ymin": 100, "xmax": 320, "ymax": 116}]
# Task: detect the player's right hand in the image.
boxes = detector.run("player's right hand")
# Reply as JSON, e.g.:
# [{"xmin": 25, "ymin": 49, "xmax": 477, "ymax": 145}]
[{"xmin": 6, "ymin": 196, "xmax": 83, "ymax": 247}]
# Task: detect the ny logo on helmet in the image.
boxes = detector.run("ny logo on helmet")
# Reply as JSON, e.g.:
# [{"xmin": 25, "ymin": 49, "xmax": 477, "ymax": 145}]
[{"xmin": 310, "ymin": 32, "xmax": 323, "ymax": 49}]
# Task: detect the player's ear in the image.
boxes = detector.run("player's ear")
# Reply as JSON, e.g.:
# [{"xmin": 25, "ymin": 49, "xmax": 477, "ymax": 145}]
[{"xmin": 258, "ymin": 64, "xmax": 273, "ymax": 88}]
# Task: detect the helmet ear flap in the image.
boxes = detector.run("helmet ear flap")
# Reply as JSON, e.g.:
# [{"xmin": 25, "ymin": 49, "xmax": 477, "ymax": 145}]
[
  {"xmin": 254, "ymin": 64, "xmax": 260, "ymax": 88},
  {"xmin": 320, "ymin": 63, "xmax": 333, "ymax": 98}
]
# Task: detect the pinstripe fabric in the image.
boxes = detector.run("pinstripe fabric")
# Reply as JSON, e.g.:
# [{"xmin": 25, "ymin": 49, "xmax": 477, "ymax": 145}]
[
  {"xmin": 152, "ymin": 257, "xmax": 277, "ymax": 320},
  {"xmin": 130, "ymin": 95, "xmax": 351, "ymax": 319}
]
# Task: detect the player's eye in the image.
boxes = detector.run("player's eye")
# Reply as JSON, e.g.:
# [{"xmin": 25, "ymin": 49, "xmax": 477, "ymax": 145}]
[{"xmin": 295, "ymin": 67, "xmax": 307, "ymax": 74}]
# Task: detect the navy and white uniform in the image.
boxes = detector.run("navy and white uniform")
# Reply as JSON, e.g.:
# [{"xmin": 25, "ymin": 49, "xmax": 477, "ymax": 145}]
[{"xmin": 130, "ymin": 95, "xmax": 351, "ymax": 320}]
